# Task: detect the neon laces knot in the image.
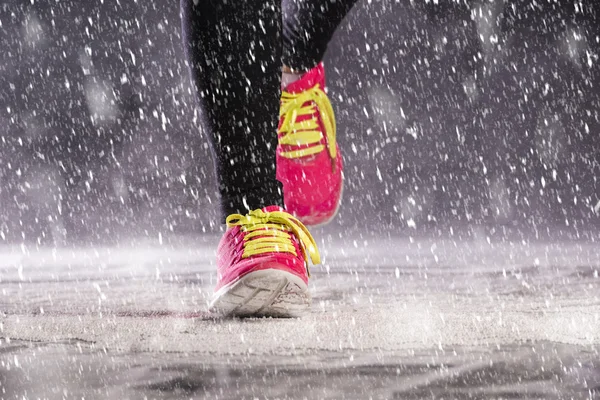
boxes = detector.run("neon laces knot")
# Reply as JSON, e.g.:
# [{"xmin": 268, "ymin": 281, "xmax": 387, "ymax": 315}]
[
  {"xmin": 278, "ymin": 84, "xmax": 337, "ymax": 163},
  {"xmin": 226, "ymin": 209, "xmax": 321, "ymax": 274}
]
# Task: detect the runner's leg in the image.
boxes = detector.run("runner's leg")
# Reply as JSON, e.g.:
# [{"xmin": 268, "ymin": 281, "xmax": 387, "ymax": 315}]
[
  {"xmin": 282, "ymin": 0, "xmax": 359, "ymax": 72},
  {"xmin": 181, "ymin": 0, "xmax": 283, "ymax": 216}
]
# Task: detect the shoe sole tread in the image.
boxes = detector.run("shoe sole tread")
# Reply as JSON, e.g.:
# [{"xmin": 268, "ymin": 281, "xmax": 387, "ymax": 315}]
[{"xmin": 209, "ymin": 269, "xmax": 310, "ymax": 318}]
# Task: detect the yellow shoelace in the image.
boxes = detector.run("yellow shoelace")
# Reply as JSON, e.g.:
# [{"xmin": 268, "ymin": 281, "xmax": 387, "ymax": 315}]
[
  {"xmin": 226, "ymin": 209, "xmax": 321, "ymax": 275},
  {"xmin": 278, "ymin": 84, "xmax": 337, "ymax": 161}
]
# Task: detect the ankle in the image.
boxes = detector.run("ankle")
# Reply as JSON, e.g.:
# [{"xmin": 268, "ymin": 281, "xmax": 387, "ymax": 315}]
[
  {"xmin": 282, "ymin": 65, "xmax": 305, "ymax": 74},
  {"xmin": 281, "ymin": 70, "xmax": 302, "ymax": 90}
]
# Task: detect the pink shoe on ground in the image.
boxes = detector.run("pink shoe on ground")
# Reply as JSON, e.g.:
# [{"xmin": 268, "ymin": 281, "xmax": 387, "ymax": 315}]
[
  {"xmin": 277, "ymin": 63, "xmax": 343, "ymax": 226},
  {"xmin": 209, "ymin": 206, "xmax": 320, "ymax": 317}
]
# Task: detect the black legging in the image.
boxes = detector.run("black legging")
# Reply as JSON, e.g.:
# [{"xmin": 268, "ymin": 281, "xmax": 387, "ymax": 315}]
[{"xmin": 181, "ymin": 0, "xmax": 358, "ymax": 217}]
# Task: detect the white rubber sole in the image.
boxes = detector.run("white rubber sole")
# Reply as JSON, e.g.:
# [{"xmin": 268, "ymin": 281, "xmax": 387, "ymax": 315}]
[{"xmin": 209, "ymin": 269, "xmax": 311, "ymax": 318}]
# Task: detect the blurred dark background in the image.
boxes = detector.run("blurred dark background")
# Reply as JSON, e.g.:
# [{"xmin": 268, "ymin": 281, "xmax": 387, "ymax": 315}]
[{"xmin": 1, "ymin": 0, "xmax": 599, "ymax": 245}]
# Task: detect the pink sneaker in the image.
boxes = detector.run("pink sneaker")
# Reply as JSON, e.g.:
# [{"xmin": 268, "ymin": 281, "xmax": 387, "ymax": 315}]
[
  {"xmin": 209, "ymin": 206, "xmax": 320, "ymax": 317},
  {"xmin": 277, "ymin": 63, "xmax": 343, "ymax": 226}
]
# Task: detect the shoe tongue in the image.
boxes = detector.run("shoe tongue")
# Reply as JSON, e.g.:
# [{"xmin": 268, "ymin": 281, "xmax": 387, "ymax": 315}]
[
  {"xmin": 284, "ymin": 62, "xmax": 325, "ymax": 94},
  {"xmin": 261, "ymin": 205, "xmax": 285, "ymax": 213}
]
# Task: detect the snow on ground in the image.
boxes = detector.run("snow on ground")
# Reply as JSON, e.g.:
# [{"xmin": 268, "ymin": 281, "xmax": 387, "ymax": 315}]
[{"xmin": 1, "ymin": 234, "xmax": 599, "ymax": 398}]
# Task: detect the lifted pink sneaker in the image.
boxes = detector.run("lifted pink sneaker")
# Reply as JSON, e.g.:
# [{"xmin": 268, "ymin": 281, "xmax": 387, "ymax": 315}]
[
  {"xmin": 277, "ymin": 63, "xmax": 343, "ymax": 226},
  {"xmin": 209, "ymin": 206, "xmax": 320, "ymax": 317}
]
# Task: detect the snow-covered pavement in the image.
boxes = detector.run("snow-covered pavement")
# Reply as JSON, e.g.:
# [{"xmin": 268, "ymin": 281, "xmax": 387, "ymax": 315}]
[{"xmin": 1, "ymin": 235, "xmax": 599, "ymax": 398}]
